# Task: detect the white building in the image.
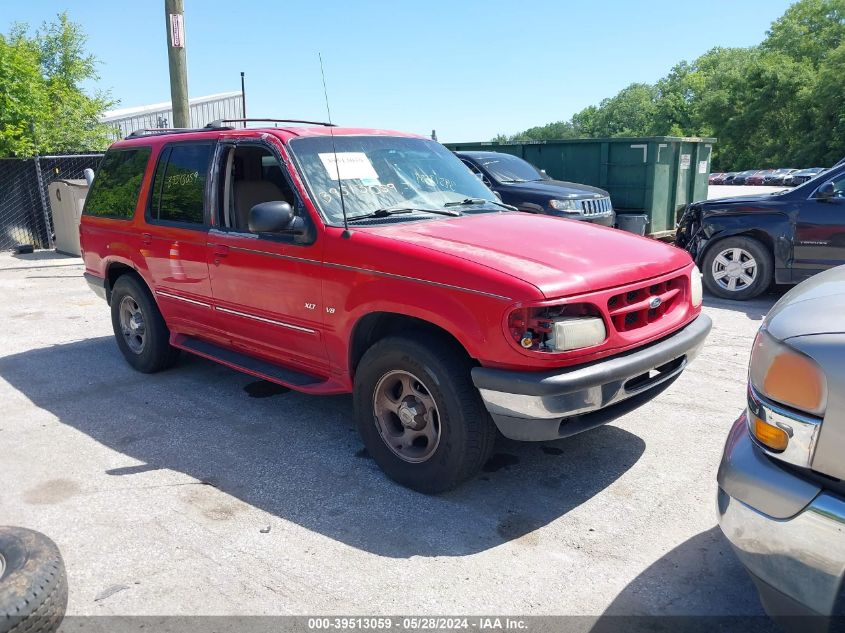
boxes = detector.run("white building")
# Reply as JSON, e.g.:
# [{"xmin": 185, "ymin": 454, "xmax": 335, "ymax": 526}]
[{"xmin": 100, "ymin": 92, "xmax": 244, "ymax": 139}]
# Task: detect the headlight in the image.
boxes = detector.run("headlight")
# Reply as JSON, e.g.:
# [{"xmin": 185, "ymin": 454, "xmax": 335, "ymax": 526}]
[
  {"xmin": 748, "ymin": 329, "xmax": 827, "ymax": 416},
  {"xmin": 549, "ymin": 199, "xmax": 580, "ymax": 212},
  {"xmin": 508, "ymin": 304, "xmax": 606, "ymax": 352},
  {"xmin": 548, "ymin": 317, "xmax": 606, "ymax": 351},
  {"xmin": 690, "ymin": 265, "xmax": 703, "ymax": 307}
]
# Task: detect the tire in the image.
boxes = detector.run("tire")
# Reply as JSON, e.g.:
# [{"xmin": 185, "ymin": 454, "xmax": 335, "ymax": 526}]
[
  {"xmin": 110, "ymin": 274, "xmax": 180, "ymax": 373},
  {"xmin": 0, "ymin": 527, "xmax": 67, "ymax": 633},
  {"xmin": 353, "ymin": 333, "xmax": 497, "ymax": 494},
  {"xmin": 702, "ymin": 236, "xmax": 773, "ymax": 300}
]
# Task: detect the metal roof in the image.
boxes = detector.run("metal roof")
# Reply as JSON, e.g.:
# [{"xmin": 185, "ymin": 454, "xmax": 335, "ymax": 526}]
[{"xmin": 100, "ymin": 92, "xmax": 241, "ymax": 122}]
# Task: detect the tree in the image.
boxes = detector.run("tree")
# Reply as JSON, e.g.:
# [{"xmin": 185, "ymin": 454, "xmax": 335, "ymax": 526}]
[
  {"xmin": 763, "ymin": 0, "xmax": 845, "ymax": 67},
  {"xmin": 587, "ymin": 83, "xmax": 658, "ymax": 137},
  {"xmin": 494, "ymin": 0, "xmax": 845, "ymax": 170},
  {"xmin": 0, "ymin": 13, "xmax": 113, "ymax": 157}
]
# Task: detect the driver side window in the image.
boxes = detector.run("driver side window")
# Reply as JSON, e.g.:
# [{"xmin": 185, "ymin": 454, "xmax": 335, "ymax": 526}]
[
  {"xmin": 221, "ymin": 145, "xmax": 297, "ymax": 232},
  {"xmin": 460, "ymin": 159, "xmax": 491, "ymax": 187}
]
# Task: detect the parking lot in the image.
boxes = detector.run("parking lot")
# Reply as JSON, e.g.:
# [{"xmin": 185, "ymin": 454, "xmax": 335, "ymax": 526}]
[{"xmin": 0, "ymin": 247, "xmax": 781, "ymax": 618}]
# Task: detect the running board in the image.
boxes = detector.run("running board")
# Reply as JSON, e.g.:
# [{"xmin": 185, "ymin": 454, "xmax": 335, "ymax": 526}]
[{"xmin": 177, "ymin": 336, "xmax": 324, "ymax": 387}]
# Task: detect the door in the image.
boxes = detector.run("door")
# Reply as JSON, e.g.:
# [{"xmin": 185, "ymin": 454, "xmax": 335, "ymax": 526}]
[
  {"xmin": 207, "ymin": 140, "xmax": 329, "ymax": 376},
  {"xmin": 142, "ymin": 142, "xmax": 218, "ymax": 335},
  {"xmin": 792, "ymin": 171, "xmax": 845, "ymax": 280}
]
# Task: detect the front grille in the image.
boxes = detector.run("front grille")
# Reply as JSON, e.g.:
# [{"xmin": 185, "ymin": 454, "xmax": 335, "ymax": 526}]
[
  {"xmin": 607, "ymin": 275, "xmax": 686, "ymax": 333},
  {"xmin": 579, "ymin": 197, "xmax": 612, "ymax": 216}
]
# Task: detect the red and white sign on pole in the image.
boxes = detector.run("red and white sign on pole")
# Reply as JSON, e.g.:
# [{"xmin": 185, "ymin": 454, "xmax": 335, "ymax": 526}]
[{"xmin": 169, "ymin": 13, "xmax": 184, "ymax": 48}]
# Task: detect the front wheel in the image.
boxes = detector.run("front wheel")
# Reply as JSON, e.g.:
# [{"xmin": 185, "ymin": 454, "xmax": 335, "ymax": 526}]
[
  {"xmin": 702, "ymin": 236, "xmax": 773, "ymax": 300},
  {"xmin": 353, "ymin": 333, "xmax": 497, "ymax": 493}
]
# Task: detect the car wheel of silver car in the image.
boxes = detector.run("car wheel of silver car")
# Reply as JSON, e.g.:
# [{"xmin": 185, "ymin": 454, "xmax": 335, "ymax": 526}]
[
  {"xmin": 110, "ymin": 274, "xmax": 180, "ymax": 373},
  {"xmin": 702, "ymin": 236, "xmax": 772, "ymax": 300},
  {"xmin": 353, "ymin": 332, "xmax": 497, "ymax": 494}
]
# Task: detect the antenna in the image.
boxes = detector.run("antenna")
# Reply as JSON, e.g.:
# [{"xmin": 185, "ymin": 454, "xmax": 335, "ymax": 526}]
[{"xmin": 319, "ymin": 53, "xmax": 350, "ymax": 237}]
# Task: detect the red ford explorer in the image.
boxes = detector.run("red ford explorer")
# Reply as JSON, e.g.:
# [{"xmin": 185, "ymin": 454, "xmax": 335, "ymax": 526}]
[{"xmin": 80, "ymin": 120, "xmax": 712, "ymax": 492}]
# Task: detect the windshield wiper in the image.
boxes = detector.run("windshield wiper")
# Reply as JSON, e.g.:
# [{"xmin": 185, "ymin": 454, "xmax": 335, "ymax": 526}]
[
  {"xmin": 347, "ymin": 206, "xmax": 461, "ymax": 222},
  {"xmin": 444, "ymin": 197, "xmax": 518, "ymax": 211}
]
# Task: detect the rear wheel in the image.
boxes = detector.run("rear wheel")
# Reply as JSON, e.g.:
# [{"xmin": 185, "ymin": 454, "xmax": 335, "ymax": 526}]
[
  {"xmin": 353, "ymin": 333, "xmax": 497, "ymax": 493},
  {"xmin": 702, "ymin": 236, "xmax": 772, "ymax": 300},
  {"xmin": 110, "ymin": 275, "xmax": 180, "ymax": 373}
]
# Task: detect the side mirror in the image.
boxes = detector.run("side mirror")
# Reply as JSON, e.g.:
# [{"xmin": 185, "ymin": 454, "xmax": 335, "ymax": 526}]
[
  {"xmin": 817, "ymin": 181, "xmax": 836, "ymax": 200},
  {"xmin": 248, "ymin": 201, "xmax": 294, "ymax": 232},
  {"xmin": 540, "ymin": 169, "xmax": 550, "ymax": 180}
]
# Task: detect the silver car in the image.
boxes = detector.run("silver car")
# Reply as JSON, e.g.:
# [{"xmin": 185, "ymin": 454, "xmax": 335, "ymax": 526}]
[{"xmin": 718, "ymin": 265, "xmax": 845, "ymax": 617}]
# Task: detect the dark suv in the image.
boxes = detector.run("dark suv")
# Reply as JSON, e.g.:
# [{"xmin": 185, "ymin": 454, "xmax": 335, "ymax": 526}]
[
  {"xmin": 676, "ymin": 161, "xmax": 845, "ymax": 300},
  {"xmin": 455, "ymin": 151, "xmax": 615, "ymax": 226}
]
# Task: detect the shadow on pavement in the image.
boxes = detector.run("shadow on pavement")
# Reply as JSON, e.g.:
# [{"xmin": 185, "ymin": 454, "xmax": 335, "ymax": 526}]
[
  {"xmin": 590, "ymin": 527, "xmax": 779, "ymax": 633},
  {"xmin": 703, "ymin": 289, "xmax": 783, "ymax": 322},
  {"xmin": 11, "ymin": 250, "xmax": 79, "ymax": 262},
  {"xmin": 0, "ymin": 336, "xmax": 646, "ymax": 558}
]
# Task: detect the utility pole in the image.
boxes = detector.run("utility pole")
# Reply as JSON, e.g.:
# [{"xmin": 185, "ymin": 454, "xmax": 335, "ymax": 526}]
[
  {"xmin": 165, "ymin": 0, "xmax": 190, "ymax": 128},
  {"xmin": 240, "ymin": 72, "xmax": 246, "ymax": 119}
]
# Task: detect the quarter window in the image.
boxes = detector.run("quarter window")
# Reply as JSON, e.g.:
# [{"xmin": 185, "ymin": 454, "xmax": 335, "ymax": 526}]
[
  {"xmin": 150, "ymin": 143, "xmax": 213, "ymax": 225},
  {"xmin": 83, "ymin": 147, "xmax": 151, "ymax": 219}
]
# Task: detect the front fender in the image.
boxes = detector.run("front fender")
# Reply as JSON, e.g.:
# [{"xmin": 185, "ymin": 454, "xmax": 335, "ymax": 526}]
[
  {"xmin": 694, "ymin": 213, "xmax": 792, "ymax": 271},
  {"xmin": 335, "ymin": 275, "xmax": 510, "ymax": 368}
]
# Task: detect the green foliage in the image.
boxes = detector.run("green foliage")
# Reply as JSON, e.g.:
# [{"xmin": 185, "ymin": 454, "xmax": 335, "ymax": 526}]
[
  {"xmin": 498, "ymin": 0, "xmax": 845, "ymax": 170},
  {"xmin": 0, "ymin": 13, "xmax": 114, "ymax": 157}
]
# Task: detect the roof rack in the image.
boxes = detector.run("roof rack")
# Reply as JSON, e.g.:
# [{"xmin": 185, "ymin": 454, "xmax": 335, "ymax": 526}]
[
  {"xmin": 125, "ymin": 126, "xmax": 233, "ymax": 139},
  {"xmin": 206, "ymin": 118, "xmax": 335, "ymax": 128}
]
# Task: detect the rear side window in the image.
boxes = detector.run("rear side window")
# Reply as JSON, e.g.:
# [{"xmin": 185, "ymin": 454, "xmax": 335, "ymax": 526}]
[
  {"xmin": 83, "ymin": 147, "xmax": 151, "ymax": 219},
  {"xmin": 149, "ymin": 143, "xmax": 213, "ymax": 225}
]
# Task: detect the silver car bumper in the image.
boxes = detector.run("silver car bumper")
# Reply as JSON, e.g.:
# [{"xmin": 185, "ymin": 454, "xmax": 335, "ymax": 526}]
[{"xmin": 718, "ymin": 414, "xmax": 845, "ymax": 616}]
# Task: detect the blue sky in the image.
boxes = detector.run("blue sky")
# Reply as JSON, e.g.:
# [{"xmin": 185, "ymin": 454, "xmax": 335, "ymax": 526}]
[{"xmin": 7, "ymin": 0, "xmax": 794, "ymax": 142}]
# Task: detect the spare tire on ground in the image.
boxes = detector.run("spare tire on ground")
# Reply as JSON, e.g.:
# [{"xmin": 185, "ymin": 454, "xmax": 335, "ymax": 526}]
[{"xmin": 0, "ymin": 527, "xmax": 67, "ymax": 633}]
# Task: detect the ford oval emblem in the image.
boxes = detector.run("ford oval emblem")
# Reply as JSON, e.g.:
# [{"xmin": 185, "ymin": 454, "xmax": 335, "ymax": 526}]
[{"xmin": 649, "ymin": 296, "xmax": 662, "ymax": 309}]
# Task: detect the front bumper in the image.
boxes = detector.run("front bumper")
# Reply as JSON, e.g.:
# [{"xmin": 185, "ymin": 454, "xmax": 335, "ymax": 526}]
[
  {"xmin": 589, "ymin": 211, "xmax": 615, "ymax": 227},
  {"xmin": 718, "ymin": 414, "xmax": 845, "ymax": 616},
  {"xmin": 471, "ymin": 313, "xmax": 711, "ymax": 441}
]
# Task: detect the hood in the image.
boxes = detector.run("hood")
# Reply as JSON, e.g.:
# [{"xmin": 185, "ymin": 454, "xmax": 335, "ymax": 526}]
[
  {"xmin": 363, "ymin": 213, "xmax": 691, "ymax": 299},
  {"xmin": 766, "ymin": 266, "xmax": 845, "ymax": 340},
  {"xmin": 697, "ymin": 193, "xmax": 787, "ymax": 207},
  {"xmin": 502, "ymin": 179, "xmax": 608, "ymax": 198}
]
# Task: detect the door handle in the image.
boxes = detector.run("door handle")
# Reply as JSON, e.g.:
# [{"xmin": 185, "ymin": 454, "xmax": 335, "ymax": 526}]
[
  {"xmin": 213, "ymin": 245, "xmax": 229, "ymax": 257},
  {"xmin": 142, "ymin": 232, "xmax": 152, "ymax": 245}
]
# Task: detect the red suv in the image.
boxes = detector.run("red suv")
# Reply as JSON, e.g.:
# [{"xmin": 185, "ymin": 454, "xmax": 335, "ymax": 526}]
[{"xmin": 80, "ymin": 120, "xmax": 711, "ymax": 492}]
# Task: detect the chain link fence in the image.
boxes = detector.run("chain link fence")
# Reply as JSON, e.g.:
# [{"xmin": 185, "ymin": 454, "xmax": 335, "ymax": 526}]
[{"xmin": 0, "ymin": 153, "xmax": 103, "ymax": 251}]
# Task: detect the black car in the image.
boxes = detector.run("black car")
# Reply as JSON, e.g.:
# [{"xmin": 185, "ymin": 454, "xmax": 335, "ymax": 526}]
[
  {"xmin": 785, "ymin": 167, "xmax": 826, "ymax": 186},
  {"xmin": 455, "ymin": 151, "xmax": 615, "ymax": 226},
  {"xmin": 730, "ymin": 169, "xmax": 763, "ymax": 186},
  {"xmin": 676, "ymin": 161, "xmax": 845, "ymax": 300}
]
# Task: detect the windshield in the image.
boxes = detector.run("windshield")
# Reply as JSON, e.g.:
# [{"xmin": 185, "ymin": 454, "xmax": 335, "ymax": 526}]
[
  {"xmin": 288, "ymin": 136, "xmax": 501, "ymax": 224},
  {"xmin": 477, "ymin": 154, "xmax": 544, "ymax": 183}
]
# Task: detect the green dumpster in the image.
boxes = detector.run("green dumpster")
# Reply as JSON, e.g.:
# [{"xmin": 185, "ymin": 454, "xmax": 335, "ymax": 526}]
[{"xmin": 446, "ymin": 136, "xmax": 716, "ymax": 237}]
